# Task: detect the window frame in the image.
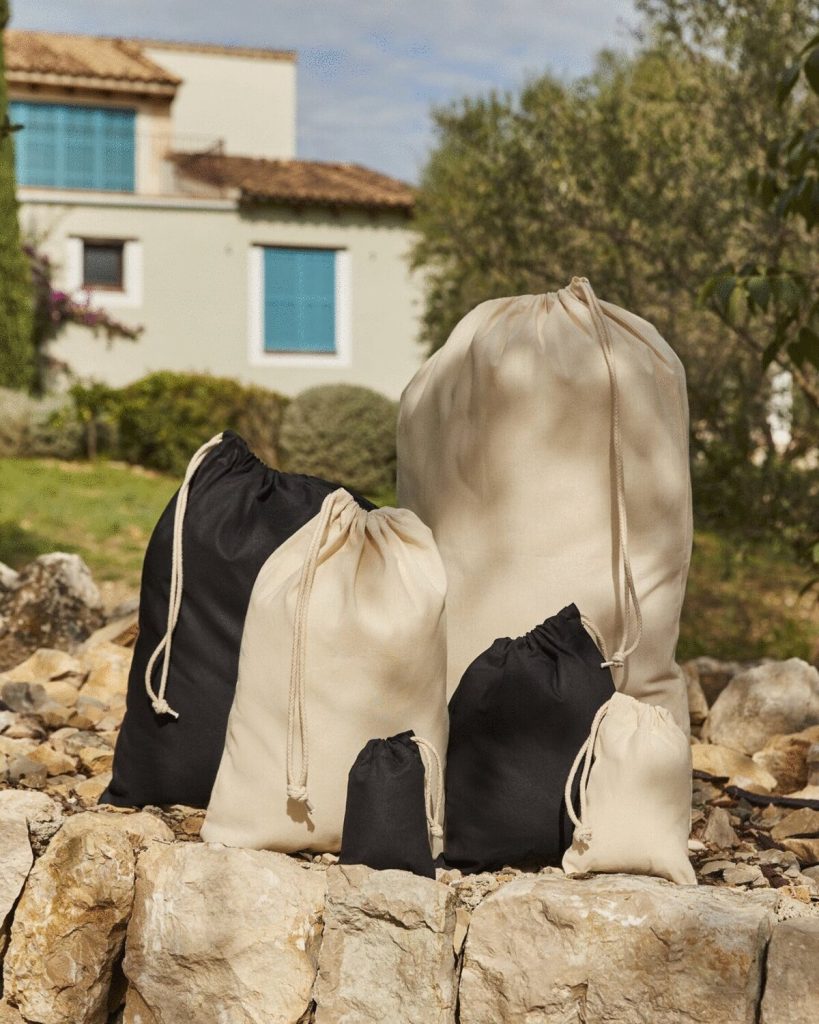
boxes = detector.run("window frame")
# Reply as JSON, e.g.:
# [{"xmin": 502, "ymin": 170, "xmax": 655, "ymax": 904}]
[
  {"xmin": 65, "ymin": 237, "xmax": 143, "ymax": 309},
  {"xmin": 9, "ymin": 100, "xmax": 137, "ymax": 193},
  {"xmin": 81, "ymin": 239, "xmax": 126, "ymax": 292},
  {"xmin": 247, "ymin": 244, "xmax": 352, "ymax": 368}
]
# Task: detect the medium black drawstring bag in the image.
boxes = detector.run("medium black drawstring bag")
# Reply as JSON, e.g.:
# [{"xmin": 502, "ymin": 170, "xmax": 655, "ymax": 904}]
[
  {"xmin": 444, "ymin": 603, "xmax": 615, "ymax": 873},
  {"xmin": 102, "ymin": 431, "xmax": 373, "ymax": 809},
  {"xmin": 339, "ymin": 731, "xmax": 444, "ymax": 879}
]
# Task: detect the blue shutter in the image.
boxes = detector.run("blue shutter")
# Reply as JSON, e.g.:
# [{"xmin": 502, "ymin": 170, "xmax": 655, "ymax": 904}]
[
  {"xmin": 263, "ymin": 248, "xmax": 337, "ymax": 353},
  {"xmin": 10, "ymin": 102, "xmax": 135, "ymax": 191}
]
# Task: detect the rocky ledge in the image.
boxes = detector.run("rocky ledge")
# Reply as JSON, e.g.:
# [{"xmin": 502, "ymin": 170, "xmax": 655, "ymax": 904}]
[{"xmin": 0, "ymin": 553, "xmax": 817, "ymax": 1023}]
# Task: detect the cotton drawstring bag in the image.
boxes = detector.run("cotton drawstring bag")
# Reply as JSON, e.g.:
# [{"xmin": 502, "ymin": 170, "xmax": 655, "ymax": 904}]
[
  {"xmin": 398, "ymin": 277, "xmax": 692, "ymax": 729},
  {"xmin": 339, "ymin": 731, "xmax": 443, "ymax": 878},
  {"xmin": 562, "ymin": 691, "xmax": 696, "ymax": 884},
  {"xmin": 103, "ymin": 433, "xmax": 373, "ymax": 809},
  {"xmin": 201, "ymin": 489, "xmax": 449, "ymax": 854},
  {"xmin": 444, "ymin": 604, "xmax": 615, "ymax": 873}
]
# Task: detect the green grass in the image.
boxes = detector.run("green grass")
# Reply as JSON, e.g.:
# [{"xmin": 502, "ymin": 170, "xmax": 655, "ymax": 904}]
[
  {"xmin": 0, "ymin": 458, "xmax": 176, "ymax": 586},
  {"xmin": 679, "ymin": 530, "xmax": 818, "ymax": 662},
  {"xmin": 0, "ymin": 457, "xmax": 815, "ymax": 662}
]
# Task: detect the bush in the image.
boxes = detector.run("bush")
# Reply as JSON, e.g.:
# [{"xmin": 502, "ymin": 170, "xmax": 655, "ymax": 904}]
[
  {"xmin": 0, "ymin": 387, "xmax": 82, "ymax": 459},
  {"xmin": 70, "ymin": 372, "xmax": 288, "ymax": 476},
  {"xmin": 279, "ymin": 384, "xmax": 398, "ymax": 496}
]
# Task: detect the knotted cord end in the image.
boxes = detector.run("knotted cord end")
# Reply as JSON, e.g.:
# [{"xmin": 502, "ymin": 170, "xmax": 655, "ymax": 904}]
[
  {"xmin": 151, "ymin": 698, "xmax": 179, "ymax": 719},
  {"xmin": 574, "ymin": 825, "xmax": 593, "ymax": 845},
  {"xmin": 429, "ymin": 822, "xmax": 444, "ymax": 839},
  {"xmin": 287, "ymin": 784, "xmax": 314, "ymax": 815}
]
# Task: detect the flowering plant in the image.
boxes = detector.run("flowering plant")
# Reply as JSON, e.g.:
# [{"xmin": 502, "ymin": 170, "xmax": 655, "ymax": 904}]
[{"xmin": 25, "ymin": 244, "xmax": 142, "ymax": 347}]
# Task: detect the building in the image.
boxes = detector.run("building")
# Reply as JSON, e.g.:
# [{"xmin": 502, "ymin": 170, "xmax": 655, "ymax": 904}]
[{"xmin": 5, "ymin": 30, "xmax": 423, "ymax": 398}]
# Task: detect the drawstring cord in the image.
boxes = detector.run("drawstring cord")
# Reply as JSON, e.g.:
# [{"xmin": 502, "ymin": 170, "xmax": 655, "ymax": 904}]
[
  {"xmin": 412, "ymin": 735, "xmax": 445, "ymax": 840},
  {"xmin": 564, "ymin": 697, "xmax": 612, "ymax": 845},
  {"xmin": 571, "ymin": 277, "xmax": 643, "ymax": 671},
  {"xmin": 144, "ymin": 432, "xmax": 224, "ymax": 718},
  {"xmin": 286, "ymin": 490, "xmax": 345, "ymax": 814}
]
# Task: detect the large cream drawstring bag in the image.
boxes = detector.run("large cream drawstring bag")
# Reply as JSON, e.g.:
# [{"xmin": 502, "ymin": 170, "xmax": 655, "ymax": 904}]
[
  {"xmin": 562, "ymin": 691, "xmax": 696, "ymax": 884},
  {"xmin": 397, "ymin": 277, "xmax": 692, "ymax": 730},
  {"xmin": 202, "ymin": 489, "xmax": 449, "ymax": 854}
]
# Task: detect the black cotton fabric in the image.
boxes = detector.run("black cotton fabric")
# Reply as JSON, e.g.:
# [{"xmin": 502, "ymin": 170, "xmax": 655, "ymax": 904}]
[
  {"xmin": 102, "ymin": 431, "xmax": 374, "ymax": 809},
  {"xmin": 339, "ymin": 731, "xmax": 435, "ymax": 878},
  {"xmin": 444, "ymin": 604, "xmax": 615, "ymax": 873}
]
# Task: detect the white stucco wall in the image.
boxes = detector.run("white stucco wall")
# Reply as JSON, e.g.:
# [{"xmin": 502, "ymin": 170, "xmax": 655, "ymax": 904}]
[
  {"xmin": 142, "ymin": 46, "xmax": 296, "ymax": 159},
  {"xmin": 18, "ymin": 194, "xmax": 425, "ymax": 399}
]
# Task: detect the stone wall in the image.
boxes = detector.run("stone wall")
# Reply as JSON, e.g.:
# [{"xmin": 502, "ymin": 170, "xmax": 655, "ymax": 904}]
[{"xmin": 0, "ymin": 554, "xmax": 817, "ymax": 1022}]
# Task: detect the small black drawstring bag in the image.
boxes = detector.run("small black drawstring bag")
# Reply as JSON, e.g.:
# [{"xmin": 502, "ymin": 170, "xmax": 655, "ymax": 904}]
[
  {"xmin": 102, "ymin": 431, "xmax": 373, "ymax": 810},
  {"xmin": 339, "ymin": 731, "xmax": 443, "ymax": 879},
  {"xmin": 444, "ymin": 603, "xmax": 615, "ymax": 873}
]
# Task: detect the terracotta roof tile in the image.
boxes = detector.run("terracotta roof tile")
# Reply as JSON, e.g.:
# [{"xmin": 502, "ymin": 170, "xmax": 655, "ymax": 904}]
[
  {"xmin": 4, "ymin": 30, "xmax": 180, "ymax": 91},
  {"xmin": 172, "ymin": 153, "xmax": 415, "ymax": 212}
]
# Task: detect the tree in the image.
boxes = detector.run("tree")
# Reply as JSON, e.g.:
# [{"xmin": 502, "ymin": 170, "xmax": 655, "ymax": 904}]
[
  {"xmin": 0, "ymin": 0, "xmax": 35, "ymax": 388},
  {"xmin": 701, "ymin": 32, "xmax": 819, "ymax": 411},
  {"xmin": 411, "ymin": 0, "xmax": 819, "ymax": 546}
]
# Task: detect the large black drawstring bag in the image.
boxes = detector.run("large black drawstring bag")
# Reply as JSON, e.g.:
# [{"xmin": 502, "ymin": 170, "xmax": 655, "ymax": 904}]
[
  {"xmin": 444, "ymin": 604, "xmax": 615, "ymax": 873},
  {"xmin": 102, "ymin": 431, "xmax": 374, "ymax": 809},
  {"xmin": 339, "ymin": 731, "xmax": 442, "ymax": 879}
]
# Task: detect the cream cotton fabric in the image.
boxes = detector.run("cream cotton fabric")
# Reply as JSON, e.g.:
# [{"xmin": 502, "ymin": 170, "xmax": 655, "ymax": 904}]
[
  {"xmin": 202, "ymin": 489, "xmax": 449, "ymax": 854},
  {"xmin": 397, "ymin": 277, "xmax": 692, "ymax": 729},
  {"xmin": 562, "ymin": 691, "xmax": 696, "ymax": 884}
]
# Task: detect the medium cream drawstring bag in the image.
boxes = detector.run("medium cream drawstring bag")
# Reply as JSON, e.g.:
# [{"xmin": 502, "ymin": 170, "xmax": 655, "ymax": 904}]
[
  {"xmin": 202, "ymin": 489, "xmax": 449, "ymax": 854},
  {"xmin": 397, "ymin": 277, "xmax": 692, "ymax": 729},
  {"xmin": 562, "ymin": 691, "xmax": 696, "ymax": 884}
]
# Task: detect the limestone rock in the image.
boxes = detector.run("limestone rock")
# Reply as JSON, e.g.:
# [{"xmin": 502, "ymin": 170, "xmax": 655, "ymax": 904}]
[
  {"xmin": 27, "ymin": 742, "xmax": 78, "ymax": 776},
  {"xmin": 0, "ymin": 1003, "xmax": 26, "ymax": 1024},
  {"xmin": 0, "ymin": 563, "xmax": 19, "ymax": 593},
  {"xmin": 702, "ymin": 807, "xmax": 740, "ymax": 849},
  {"xmin": 0, "ymin": 736, "xmax": 37, "ymax": 759},
  {"xmin": 706, "ymin": 660, "xmax": 819, "ymax": 755},
  {"xmin": 692, "ymin": 742, "xmax": 777, "ymax": 792},
  {"xmin": 723, "ymin": 863, "xmax": 765, "ymax": 887},
  {"xmin": 1, "ymin": 681, "xmax": 47, "ymax": 714},
  {"xmin": 808, "ymin": 742, "xmax": 819, "ymax": 786},
  {"xmin": 0, "ymin": 789, "xmax": 62, "ymax": 828},
  {"xmin": 3, "ymin": 815, "xmax": 136, "ymax": 1024},
  {"xmin": 770, "ymin": 807, "xmax": 819, "ymax": 840},
  {"xmin": 683, "ymin": 662, "xmax": 709, "ymax": 730},
  {"xmin": 761, "ymin": 917, "xmax": 819, "ymax": 1024},
  {"xmin": 75, "ymin": 773, "xmax": 113, "ymax": 808},
  {"xmin": 79, "ymin": 746, "xmax": 114, "ymax": 776},
  {"xmin": 459, "ymin": 873, "xmax": 774, "ymax": 1024},
  {"xmin": 80, "ymin": 610, "xmax": 139, "ymax": 652},
  {"xmin": 1, "ymin": 648, "xmax": 83, "ymax": 685},
  {"xmin": 314, "ymin": 865, "xmax": 457, "ymax": 1024},
  {"xmin": 124, "ymin": 843, "xmax": 326, "ymax": 1024},
  {"xmin": 7, "ymin": 754, "xmax": 47, "ymax": 788},
  {"xmin": 0, "ymin": 553, "xmax": 104, "ymax": 671},
  {"xmin": 79, "ymin": 643, "xmax": 131, "ymax": 706},
  {"xmin": 0, "ymin": 815, "xmax": 33, "ymax": 956},
  {"xmin": 753, "ymin": 725, "xmax": 819, "ymax": 793},
  {"xmin": 691, "ymin": 657, "xmax": 745, "ymax": 705},
  {"xmin": 781, "ymin": 837, "xmax": 819, "ymax": 866}
]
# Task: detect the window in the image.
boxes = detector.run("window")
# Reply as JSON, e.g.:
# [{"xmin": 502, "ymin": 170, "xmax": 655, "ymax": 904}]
[
  {"xmin": 262, "ymin": 247, "xmax": 337, "ymax": 353},
  {"xmin": 82, "ymin": 241, "xmax": 125, "ymax": 290},
  {"xmin": 10, "ymin": 101, "xmax": 136, "ymax": 191},
  {"xmin": 65, "ymin": 238, "xmax": 143, "ymax": 308}
]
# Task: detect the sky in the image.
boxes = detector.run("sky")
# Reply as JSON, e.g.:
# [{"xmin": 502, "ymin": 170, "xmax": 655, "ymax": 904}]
[{"xmin": 11, "ymin": 0, "xmax": 636, "ymax": 183}]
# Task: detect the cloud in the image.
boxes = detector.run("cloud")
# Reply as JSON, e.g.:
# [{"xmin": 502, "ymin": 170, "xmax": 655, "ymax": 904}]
[{"xmin": 10, "ymin": 0, "xmax": 636, "ymax": 180}]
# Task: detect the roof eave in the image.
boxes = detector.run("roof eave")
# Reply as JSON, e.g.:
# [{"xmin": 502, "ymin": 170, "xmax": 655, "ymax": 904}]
[
  {"xmin": 6, "ymin": 70, "xmax": 179, "ymax": 98},
  {"xmin": 240, "ymin": 191, "xmax": 415, "ymax": 215}
]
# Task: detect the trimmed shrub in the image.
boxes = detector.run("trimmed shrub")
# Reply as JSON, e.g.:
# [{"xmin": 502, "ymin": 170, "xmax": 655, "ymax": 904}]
[
  {"xmin": 110, "ymin": 372, "xmax": 288, "ymax": 476},
  {"xmin": 0, "ymin": 387, "xmax": 82, "ymax": 459},
  {"xmin": 279, "ymin": 384, "xmax": 398, "ymax": 496}
]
